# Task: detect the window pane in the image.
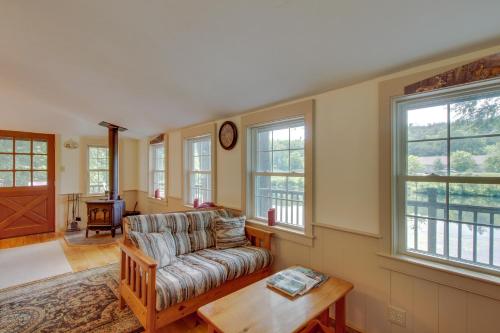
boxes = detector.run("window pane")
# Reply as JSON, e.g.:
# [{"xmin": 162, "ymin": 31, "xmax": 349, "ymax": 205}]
[
  {"xmin": 0, "ymin": 171, "xmax": 13, "ymax": 187},
  {"xmin": 449, "ymin": 222, "xmax": 459, "ymax": 258},
  {"xmin": 416, "ymin": 218, "xmax": 429, "ymax": 252},
  {"xmin": 15, "ymin": 155, "xmax": 31, "ymax": 170},
  {"xmin": 290, "ymin": 126, "xmax": 305, "ymax": 149},
  {"xmin": 406, "ymin": 217, "xmax": 415, "ymax": 250},
  {"xmin": 448, "ymin": 184, "xmax": 499, "ymax": 225},
  {"xmin": 257, "ymin": 151, "xmax": 272, "ymax": 172},
  {"xmin": 15, "ymin": 171, "xmax": 31, "ymax": 186},
  {"xmin": 407, "ymin": 140, "xmax": 447, "ymax": 175},
  {"xmin": 15, "ymin": 140, "xmax": 31, "ymax": 153},
  {"xmin": 407, "ymin": 105, "xmax": 448, "ymax": 141},
  {"xmin": 33, "ymin": 171, "xmax": 47, "ymax": 186},
  {"xmin": 476, "ymin": 226, "xmax": 490, "ymax": 265},
  {"xmin": 33, "ymin": 155, "xmax": 47, "ymax": 170},
  {"xmin": 450, "ymin": 95, "xmax": 500, "ymax": 137},
  {"xmin": 0, "ymin": 138, "xmax": 13, "ymax": 153},
  {"xmin": 200, "ymin": 155, "xmax": 211, "ymax": 171},
  {"xmin": 406, "ymin": 182, "xmax": 446, "ymax": 220},
  {"xmin": 201, "ymin": 140, "xmax": 210, "ymax": 155},
  {"xmin": 0, "ymin": 155, "xmax": 13, "ymax": 170},
  {"xmin": 33, "ymin": 140, "xmax": 47, "ymax": 154},
  {"xmin": 290, "ymin": 150, "xmax": 304, "ymax": 173},
  {"xmin": 272, "ymin": 150, "xmax": 289, "ymax": 172},
  {"xmin": 461, "ymin": 224, "xmax": 474, "ymax": 261},
  {"xmin": 257, "ymin": 130, "xmax": 272, "ymax": 151},
  {"xmin": 450, "ymin": 137, "xmax": 500, "ymax": 177},
  {"xmin": 273, "ymin": 128, "xmax": 289, "ymax": 150}
]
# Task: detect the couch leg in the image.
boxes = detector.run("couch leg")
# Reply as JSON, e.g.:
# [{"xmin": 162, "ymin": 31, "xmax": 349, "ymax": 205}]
[{"xmin": 119, "ymin": 296, "xmax": 126, "ymax": 310}]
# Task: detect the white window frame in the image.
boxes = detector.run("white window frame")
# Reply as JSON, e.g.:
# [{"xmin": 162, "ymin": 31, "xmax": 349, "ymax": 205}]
[
  {"xmin": 247, "ymin": 118, "xmax": 305, "ymax": 230},
  {"xmin": 149, "ymin": 142, "xmax": 166, "ymax": 199},
  {"xmin": 185, "ymin": 135, "xmax": 212, "ymax": 205},
  {"xmin": 87, "ymin": 145, "xmax": 109, "ymax": 195},
  {"xmin": 392, "ymin": 78, "xmax": 500, "ymax": 275}
]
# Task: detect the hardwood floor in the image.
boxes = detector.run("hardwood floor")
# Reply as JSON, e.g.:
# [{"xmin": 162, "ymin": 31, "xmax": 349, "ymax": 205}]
[{"xmin": 0, "ymin": 232, "xmax": 207, "ymax": 333}]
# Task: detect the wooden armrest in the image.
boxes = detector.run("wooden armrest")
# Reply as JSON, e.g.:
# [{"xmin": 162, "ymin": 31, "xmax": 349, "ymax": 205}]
[
  {"xmin": 245, "ymin": 226, "xmax": 273, "ymax": 250},
  {"xmin": 119, "ymin": 240, "xmax": 158, "ymax": 269}
]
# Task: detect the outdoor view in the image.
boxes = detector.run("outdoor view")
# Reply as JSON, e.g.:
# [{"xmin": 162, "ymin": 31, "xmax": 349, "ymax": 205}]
[
  {"xmin": 404, "ymin": 92, "xmax": 500, "ymax": 269},
  {"xmin": 253, "ymin": 121, "xmax": 305, "ymax": 227}
]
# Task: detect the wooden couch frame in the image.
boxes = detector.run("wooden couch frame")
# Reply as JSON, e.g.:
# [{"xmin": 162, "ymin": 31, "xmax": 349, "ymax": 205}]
[{"xmin": 119, "ymin": 210, "xmax": 273, "ymax": 333}]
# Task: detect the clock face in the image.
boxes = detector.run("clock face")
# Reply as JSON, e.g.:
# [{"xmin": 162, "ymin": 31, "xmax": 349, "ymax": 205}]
[{"xmin": 219, "ymin": 121, "xmax": 237, "ymax": 150}]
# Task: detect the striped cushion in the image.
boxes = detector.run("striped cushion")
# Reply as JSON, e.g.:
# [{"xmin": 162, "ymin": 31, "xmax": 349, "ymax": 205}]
[
  {"xmin": 214, "ymin": 216, "xmax": 250, "ymax": 249},
  {"xmin": 186, "ymin": 209, "xmax": 230, "ymax": 251},
  {"xmin": 194, "ymin": 246, "xmax": 272, "ymax": 280},
  {"xmin": 129, "ymin": 231, "xmax": 177, "ymax": 268},
  {"xmin": 154, "ymin": 246, "xmax": 273, "ymax": 310},
  {"xmin": 127, "ymin": 213, "xmax": 189, "ymax": 233},
  {"xmin": 155, "ymin": 254, "xmax": 227, "ymax": 310}
]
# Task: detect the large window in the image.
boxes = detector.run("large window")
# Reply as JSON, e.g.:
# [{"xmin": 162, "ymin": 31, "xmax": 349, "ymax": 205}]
[
  {"xmin": 88, "ymin": 146, "xmax": 109, "ymax": 195},
  {"xmin": 393, "ymin": 81, "xmax": 500, "ymax": 273},
  {"xmin": 185, "ymin": 135, "xmax": 212, "ymax": 204},
  {"xmin": 149, "ymin": 142, "xmax": 165, "ymax": 198},
  {"xmin": 248, "ymin": 118, "xmax": 305, "ymax": 228},
  {"xmin": 0, "ymin": 138, "xmax": 48, "ymax": 187}
]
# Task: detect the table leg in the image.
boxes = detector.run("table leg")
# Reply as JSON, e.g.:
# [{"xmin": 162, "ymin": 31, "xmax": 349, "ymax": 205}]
[
  {"xmin": 335, "ymin": 296, "xmax": 346, "ymax": 333},
  {"xmin": 207, "ymin": 324, "xmax": 216, "ymax": 333},
  {"xmin": 318, "ymin": 308, "xmax": 329, "ymax": 326}
]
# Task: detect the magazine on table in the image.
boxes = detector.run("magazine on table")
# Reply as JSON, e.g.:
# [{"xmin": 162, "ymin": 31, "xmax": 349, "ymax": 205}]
[{"xmin": 266, "ymin": 266, "xmax": 329, "ymax": 297}]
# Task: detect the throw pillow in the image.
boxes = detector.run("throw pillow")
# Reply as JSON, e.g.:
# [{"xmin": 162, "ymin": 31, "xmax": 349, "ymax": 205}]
[
  {"xmin": 129, "ymin": 230, "xmax": 177, "ymax": 268},
  {"xmin": 214, "ymin": 216, "xmax": 250, "ymax": 249}
]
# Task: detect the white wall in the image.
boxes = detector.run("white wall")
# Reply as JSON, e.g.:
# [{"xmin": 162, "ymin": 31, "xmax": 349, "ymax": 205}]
[{"xmin": 136, "ymin": 45, "xmax": 500, "ymax": 333}]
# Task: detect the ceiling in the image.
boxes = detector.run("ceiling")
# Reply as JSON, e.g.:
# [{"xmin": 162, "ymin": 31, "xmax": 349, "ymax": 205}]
[{"xmin": 1, "ymin": 0, "xmax": 499, "ymax": 138}]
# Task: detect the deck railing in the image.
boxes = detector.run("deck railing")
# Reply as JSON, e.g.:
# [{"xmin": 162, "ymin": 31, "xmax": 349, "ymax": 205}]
[
  {"xmin": 255, "ymin": 189, "xmax": 304, "ymax": 227},
  {"xmin": 406, "ymin": 189, "xmax": 499, "ymax": 268}
]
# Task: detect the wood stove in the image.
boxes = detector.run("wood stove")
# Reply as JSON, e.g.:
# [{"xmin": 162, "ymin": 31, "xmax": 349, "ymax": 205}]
[{"xmin": 86, "ymin": 122, "xmax": 126, "ymax": 238}]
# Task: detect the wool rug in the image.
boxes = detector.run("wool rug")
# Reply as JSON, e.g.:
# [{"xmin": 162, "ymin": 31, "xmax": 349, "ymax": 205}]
[
  {"xmin": 0, "ymin": 240, "xmax": 73, "ymax": 289},
  {"xmin": 0, "ymin": 264, "xmax": 143, "ymax": 333}
]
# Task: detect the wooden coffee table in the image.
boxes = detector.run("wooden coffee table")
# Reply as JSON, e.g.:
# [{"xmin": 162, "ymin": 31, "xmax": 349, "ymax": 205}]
[{"xmin": 197, "ymin": 273, "xmax": 353, "ymax": 333}]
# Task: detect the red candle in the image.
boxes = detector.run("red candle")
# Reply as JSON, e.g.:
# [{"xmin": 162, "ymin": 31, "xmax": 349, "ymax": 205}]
[
  {"xmin": 193, "ymin": 198, "xmax": 199, "ymax": 208},
  {"xmin": 268, "ymin": 208, "xmax": 276, "ymax": 226}
]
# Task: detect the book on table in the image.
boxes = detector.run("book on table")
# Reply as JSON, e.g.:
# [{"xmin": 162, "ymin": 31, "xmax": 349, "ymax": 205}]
[{"xmin": 266, "ymin": 266, "xmax": 329, "ymax": 297}]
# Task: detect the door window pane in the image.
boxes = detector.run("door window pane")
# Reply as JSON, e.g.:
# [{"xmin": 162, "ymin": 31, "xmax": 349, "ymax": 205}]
[
  {"xmin": 0, "ymin": 138, "xmax": 13, "ymax": 153},
  {"xmin": 0, "ymin": 171, "xmax": 13, "ymax": 187},
  {"xmin": 33, "ymin": 140, "xmax": 47, "ymax": 154},
  {"xmin": 15, "ymin": 140, "xmax": 31, "ymax": 153},
  {"xmin": 33, "ymin": 171, "xmax": 48, "ymax": 186},
  {"xmin": 15, "ymin": 155, "xmax": 31, "ymax": 170},
  {"xmin": 15, "ymin": 171, "xmax": 31, "ymax": 186},
  {"xmin": 0, "ymin": 155, "xmax": 13, "ymax": 170},
  {"xmin": 33, "ymin": 155, "xmax": 48, "ymax": 170}
]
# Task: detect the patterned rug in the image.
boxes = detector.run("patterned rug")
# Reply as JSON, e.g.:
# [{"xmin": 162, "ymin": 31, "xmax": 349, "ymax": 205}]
[{"xmin": 0, "ymin": 264, "xmax": 143, "ymax": 333}]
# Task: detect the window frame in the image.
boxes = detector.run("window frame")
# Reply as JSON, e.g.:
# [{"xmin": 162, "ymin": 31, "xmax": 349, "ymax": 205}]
[
  {"xmin": 247, "ymin": 118, "xmax": 306, "ymax": 230},
  {"xmin": 87, "ymin": 145, "xmax": 109, "ymax": 195},
  {"xmin": 392, "ymin": 78, "xmax": 500, "ymax": 276},
  {"xmin": 241, "ymin": 100, "xmax": 314, "ymax": 238},
  {"xmin": 184, "ymin": 134, "xmax": 213, "ymax": 205},
  {"xmin": 149, "ymin": 142, "xmax": 166, "ymax": 199}
]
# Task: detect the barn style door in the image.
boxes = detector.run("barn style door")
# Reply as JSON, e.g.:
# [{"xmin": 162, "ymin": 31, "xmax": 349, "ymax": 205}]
[{"xmin": 0, "ymin": 130, "xmax": 55, "ymax": 239}]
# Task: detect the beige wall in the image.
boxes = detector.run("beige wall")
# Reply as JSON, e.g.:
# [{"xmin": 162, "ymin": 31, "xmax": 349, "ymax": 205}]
[
  {"xmin": 136, "ymin": 45, "xmax": 500, "ymax": 333},
  {"xmin": 55, "ymin": 135, "xmax": 139, "ymax": 231}
]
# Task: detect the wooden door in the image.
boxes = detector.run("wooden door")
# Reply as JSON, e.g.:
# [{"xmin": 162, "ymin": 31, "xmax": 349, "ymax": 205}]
[{"xmin": 0, "ymin": 131, "xmax": 55, "ymax": 239}]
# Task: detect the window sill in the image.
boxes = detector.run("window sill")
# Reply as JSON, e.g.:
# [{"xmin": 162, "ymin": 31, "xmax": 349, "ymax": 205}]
[
  {"xmin": 245, "ymin": 219, "xmax": 314, "ymax": 247},
  {"xmin": 377, "ymin": 252, "xmax": 500, "ymax": 300},
  {"xmin": 147, "ymin": 196, "xmax": 167, "ymax": 204}
]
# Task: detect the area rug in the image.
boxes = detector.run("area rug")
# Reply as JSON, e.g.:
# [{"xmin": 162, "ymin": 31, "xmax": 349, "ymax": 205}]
[
  {"xmin": 0, "ymin": 241, "xmax": 73, "ymax": 289},
  {"xmin": 64, "ymin": 230, "xmax": 123, "ymax": 246},
  {"xmin": 0, "ymin": 264, "xmax": 143, "ymax": 333}
]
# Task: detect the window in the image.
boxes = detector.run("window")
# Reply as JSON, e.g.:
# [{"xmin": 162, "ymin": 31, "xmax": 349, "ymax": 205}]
[
  {"xmin": 185, "ymin": 135, "xmax": 212, "ymax": 204},
  {"xmin": 88, "ymin": 146, "xmax": 109, "ymax": 195},
  {"xmin": 248, "ymin": 118, "xmax": 305, "ymax": 228},
  {"xmin": 393, "ymin": 81, "xmax": 500, "ymax": 273},
  {"xmin": 150, "ymin": 143, "xmax": 165, "ymax": 198},
  {"xmin": 0, "ymin": 138, "xmax": 48, "ymax": 187}
]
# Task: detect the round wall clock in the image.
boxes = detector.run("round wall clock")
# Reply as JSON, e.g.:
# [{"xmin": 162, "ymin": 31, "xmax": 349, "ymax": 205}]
[{"xmin": 218, "ymin": 121, "xmax": 238, "ymax": 150}]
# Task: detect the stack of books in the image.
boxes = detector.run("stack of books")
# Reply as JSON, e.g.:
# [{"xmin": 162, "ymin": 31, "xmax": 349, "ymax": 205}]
[{"xmin": 266, "ymin": 266, "xmax": 329, "ymax": 297}]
